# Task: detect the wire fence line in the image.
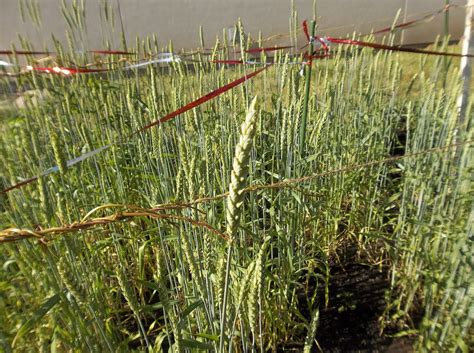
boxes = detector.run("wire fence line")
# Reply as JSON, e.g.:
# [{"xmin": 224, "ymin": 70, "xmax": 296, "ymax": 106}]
[
  {"xmin": 1, "ymin": 139, "xmax": 471, "ymax": 245},
  {"xmin": 0, "ymin": 4, "xmax": 471, "ymax": 75}
]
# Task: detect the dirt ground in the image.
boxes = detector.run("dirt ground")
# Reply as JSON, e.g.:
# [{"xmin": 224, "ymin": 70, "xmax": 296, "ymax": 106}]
[
  {"xmin": 279, "ymin": 255, "xmax": 420, "ymax": 352},
  {"xmin": 313, "ymin": 263, "xmax": 417, "ymax": 353}
]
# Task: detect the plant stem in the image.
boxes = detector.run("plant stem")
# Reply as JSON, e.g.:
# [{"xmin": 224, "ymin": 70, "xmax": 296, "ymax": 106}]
[
  {"xmin": 443, "ymin": 0, "xmax": 450, "ymax": 86},
  {"xmin": 219, "ymin": 244, "xmax": 233, "ymax": 352},
  {"xmin": 445, "ymin": 0, "xmax": 450, "ymax": 39},
  {"xmin": 299, "ymin": 20, "xmax": 316, "ymax": 158},
  {"xmin": 456, "ymin": 0, "xmax": 474, "ymax": 136}
]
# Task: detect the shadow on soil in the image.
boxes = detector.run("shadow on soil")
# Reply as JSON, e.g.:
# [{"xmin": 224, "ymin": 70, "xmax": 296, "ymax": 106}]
[
  {"xmin": 313, "ymin": 263, "xmax": 416, "ymax": 353},
  {"xmin": 280, "ymin": 254, "xmax": 420, "ymax": 352}
]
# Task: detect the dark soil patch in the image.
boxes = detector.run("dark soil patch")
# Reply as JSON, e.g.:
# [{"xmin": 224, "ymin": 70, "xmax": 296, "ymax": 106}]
[
  {"xmin": 313, "ymin": 263, "xmax": 415, "ymax": 353},
  {"xmin": 280, "ymin": 259, "xmax": 419, "ymax": 352}
]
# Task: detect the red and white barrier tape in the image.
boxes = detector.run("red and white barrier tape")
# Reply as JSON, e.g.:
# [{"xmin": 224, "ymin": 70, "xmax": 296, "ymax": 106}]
[
  {"xmin": 25, "ymin": 65, "xmax": 108, "ymax": 75},
  {"xmin": 373, "ymin": 4, "xmax": 456, "ymax": 35},
  {"xmin": 0, "ymin": 49, "xmax": 134, "ymax": 56},
  {"xmin": 325, "ymin": 37, "xmax": 474, "ymax": 58},
  {"xmin": 134, "ymin": 65, "xmax": 270, "ymax": 133}
]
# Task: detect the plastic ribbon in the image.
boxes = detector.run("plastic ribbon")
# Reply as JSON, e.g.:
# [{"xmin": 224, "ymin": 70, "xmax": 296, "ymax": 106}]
[{"xmin": 326, "ymin": 37, "xmax": 474, "ymax": 58}]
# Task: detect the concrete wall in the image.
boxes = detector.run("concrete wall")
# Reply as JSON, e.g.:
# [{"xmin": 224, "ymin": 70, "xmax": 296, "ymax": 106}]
[{"xmin": 0, "ymin": 0, "xmax": 466, "ymax": 51}]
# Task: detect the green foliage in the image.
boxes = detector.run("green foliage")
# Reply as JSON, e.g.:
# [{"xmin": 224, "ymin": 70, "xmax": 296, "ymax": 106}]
[{"xmin": 0, "ymin": 6, "xmax": 472, "ymax": 352}]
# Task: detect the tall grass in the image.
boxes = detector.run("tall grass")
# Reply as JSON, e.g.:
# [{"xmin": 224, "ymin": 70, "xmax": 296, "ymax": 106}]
[{"xmin": 0, "ymin": 3, "xmax": 472, "ymax": 352}]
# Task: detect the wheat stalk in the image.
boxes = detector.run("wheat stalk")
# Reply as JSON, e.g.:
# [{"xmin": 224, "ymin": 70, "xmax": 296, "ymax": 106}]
[{"xmin": 220, "ymin": 96, "xmax": 259, "ymax": 351}]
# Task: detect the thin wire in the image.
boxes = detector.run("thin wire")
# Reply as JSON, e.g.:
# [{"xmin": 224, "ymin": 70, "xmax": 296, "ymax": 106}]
[{"xmin": 1, "ymin": 140, "xmax": 470, "ymax": 244}]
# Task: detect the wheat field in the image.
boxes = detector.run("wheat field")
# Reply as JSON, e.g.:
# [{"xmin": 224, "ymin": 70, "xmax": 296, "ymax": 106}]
[{"xmin": 0, "ymin": 2, "xmax": 472, "ymax": 352}]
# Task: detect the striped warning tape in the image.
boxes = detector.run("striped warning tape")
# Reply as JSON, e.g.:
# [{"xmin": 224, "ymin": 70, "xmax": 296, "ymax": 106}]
[
  {"xmin": 0, "ymin": 49, "xmax": 134, "ymax": 56},
  {"xmin": 325, "ymin": 37, "xmax": 474, "ymax": 58}
]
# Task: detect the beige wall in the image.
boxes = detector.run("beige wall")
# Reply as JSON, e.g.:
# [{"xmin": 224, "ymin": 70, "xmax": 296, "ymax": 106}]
[{"xmin": 0, "ymin": 0, "xmax": 466, "ymax": 51}]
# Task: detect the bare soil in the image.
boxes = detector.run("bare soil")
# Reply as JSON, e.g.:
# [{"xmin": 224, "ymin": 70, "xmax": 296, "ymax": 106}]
[{"xmin": 280, "ymin": 258, "xmax": 420, "ymax": 353}]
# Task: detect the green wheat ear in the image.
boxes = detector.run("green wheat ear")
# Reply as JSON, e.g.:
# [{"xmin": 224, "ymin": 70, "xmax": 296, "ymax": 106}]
[
  {"xmin": 58, "ymin": 258, "xmax": 86, "ymax": 306},
  {"xmin": 248, "ymin": 236, "xmax": 270, "ymax": 343},
  {"xmin": 226, "ymin": 96, "xmax": 259, "ymax": 241},
  {"xmin": 220, "ymin": 96, "xmax": 259, "ymax": 350},
  {"xmin": 303, "ymin": 309, "xmax": 320, "ymax": 353}
]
